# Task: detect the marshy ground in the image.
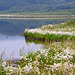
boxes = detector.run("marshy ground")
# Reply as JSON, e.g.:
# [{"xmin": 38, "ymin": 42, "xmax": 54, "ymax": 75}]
[{"xmin": 0, "ymin": 20, "xmax": 75, "ymax": 75}]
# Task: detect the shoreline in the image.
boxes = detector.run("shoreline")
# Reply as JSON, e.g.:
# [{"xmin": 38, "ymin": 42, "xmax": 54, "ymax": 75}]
[
  {"xmin": 24, "ymin": 20, "xmax": 75, "ymax": 42},
  {"xmin": 0, "ymin": 15, "xmax": 75, "ymax": 19},
  {"xmin": 1, "ymin": 19, "xmax": 75, "ymax": 75}
]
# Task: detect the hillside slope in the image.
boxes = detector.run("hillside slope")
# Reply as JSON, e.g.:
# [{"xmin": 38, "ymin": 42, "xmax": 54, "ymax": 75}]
[{"xmin": 0, "ymin": 0, "xmax": 75, "ymax": 14}]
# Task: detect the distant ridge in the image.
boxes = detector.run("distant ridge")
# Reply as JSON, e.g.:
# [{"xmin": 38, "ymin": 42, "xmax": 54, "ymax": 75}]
[{"xmin": 0, "ymin": 0, "xmax": 75, "ymax": 14}]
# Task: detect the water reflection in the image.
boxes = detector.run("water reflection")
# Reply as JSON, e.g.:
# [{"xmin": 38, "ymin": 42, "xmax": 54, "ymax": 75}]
[
  {"xmin": 0, "ymin": 19, "xmax": 70, "ymax": 59},
  {"xmin": 0, "ymin": 35, "xmax": 43, "ymax": 59},
  {"xmin": 0, "ymin": 19, "xmax": 67, "ymax": 35}
]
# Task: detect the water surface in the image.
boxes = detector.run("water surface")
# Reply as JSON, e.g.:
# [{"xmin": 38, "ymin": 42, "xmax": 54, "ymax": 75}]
[
  {"xmin": 0, "ymin": 19, "xmax": 69, "ymax": 59},
  {"xmin": 0, "ymin": 34, "xmax": 43, "ymax": 59}
]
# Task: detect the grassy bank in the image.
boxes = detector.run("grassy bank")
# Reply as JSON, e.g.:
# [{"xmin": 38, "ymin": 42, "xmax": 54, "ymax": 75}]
[
  {"xmin": 0, "ymin": 41, "xmax": 75, "ymax": 75},
  {"xmin": 24, "ymin": 20, "xmax": 75, "ymax": 42},
  {"xmin": 0, "ymin": 20, "xmax": 75, "ymax": 75},
  {"xmin": 25, "ymin": 32, "xmax": 75, "ymax": 42}
]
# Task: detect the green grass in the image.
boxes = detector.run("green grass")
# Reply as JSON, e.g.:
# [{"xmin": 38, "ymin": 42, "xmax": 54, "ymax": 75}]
[
  {"xmin": 18, "ymin": 41, "xmax": 75, "ymax": 75},
  {"xmin": 0, "ymin": 54, "xmax": 6, "ymax": 75},
  {"xmin": 55, "ymin": 20, "xmax": 75, "ymax": 28},
  {"xmin": 42, "ymin": 20, "xmax": 75, "ymax": 32},
  {"xmin": 24, "ymin": 20, "xmax": 75, "ymax": 42},
  {"xmin": 24, "ymin": 32, "xmax": 75, "ymax": 42},
  {"xmin": 0, "ymin": 40, "xmax": 75, "ymax": 75},
  {"xmin": 0, "ymin": 20, "xmax": 75, "ymax": 75}
]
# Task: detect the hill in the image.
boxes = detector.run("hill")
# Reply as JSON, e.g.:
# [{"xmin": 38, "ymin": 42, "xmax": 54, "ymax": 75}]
[{"xmin": 0, "ymin": 0, "xmax": 75, "ymax": 14}]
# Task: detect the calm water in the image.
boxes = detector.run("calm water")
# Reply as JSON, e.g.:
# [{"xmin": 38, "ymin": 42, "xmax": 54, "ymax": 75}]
[
  {"xmin": 0, "ymin": 19, "xmax": 68, "ymax": 59},
  {"xmin": 0, "ymin": 34, "xmax": 43, "ymax": 59}
]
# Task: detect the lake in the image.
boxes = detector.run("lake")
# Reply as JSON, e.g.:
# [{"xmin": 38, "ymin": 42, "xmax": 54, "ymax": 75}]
[{"xmin": 0, "ymin": 19, "xmax": 69, "ymax": 59}]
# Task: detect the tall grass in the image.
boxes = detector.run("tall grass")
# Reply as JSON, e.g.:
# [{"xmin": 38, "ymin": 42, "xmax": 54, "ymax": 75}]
[
  {"xmin": 1, "ymin": 20, "xmax": 75, "ymax": 75},
  {"xmin": 12, "ymin": 41, "xmax": 75, "ymax": 75},
  {"xmin": 0, "ymin": 52, "xmax": 6, "ymax": 75},
  {"xmin": 24, "ymin": 20, "xmax": 75, "ymax": 42},
  {"xmin": 24, "ymin": 32, "xmax": 75, "ymax": 42}
]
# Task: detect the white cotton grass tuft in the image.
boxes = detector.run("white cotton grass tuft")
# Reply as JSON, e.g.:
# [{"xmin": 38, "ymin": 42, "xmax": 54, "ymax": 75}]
[
  {"xmin": 25, "ymin": 27, "xmax": 75, "ymax": 35},
  {"xmin": 2, "ymin": 61, "xmax": 6, "ymax": 67},
  {"xmin": 2, "ymin": 37, "xmax": 75, "ymax": 75}
]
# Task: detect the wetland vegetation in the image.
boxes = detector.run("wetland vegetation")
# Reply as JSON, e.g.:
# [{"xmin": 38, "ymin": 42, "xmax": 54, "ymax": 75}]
[
  {"xmin": 0, "ymin": 0, "xmax": 75, "ymax": 74},
  {"xmin": 0, "ymin": 20, "xmax": 75, "ymax": 75},
  {"xmin": 24, "ymin": 20, "xmax": 75, "ymax": 42}
]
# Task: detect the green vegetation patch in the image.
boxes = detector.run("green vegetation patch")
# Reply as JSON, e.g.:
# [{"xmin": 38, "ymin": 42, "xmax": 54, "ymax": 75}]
[
  {"xmin": 24, "ymin": 20, "xmax": 75, "ymax": 42},
  {"xmin": 24, "ymin": 32, "xmax": 75, "ymax": 42}
]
